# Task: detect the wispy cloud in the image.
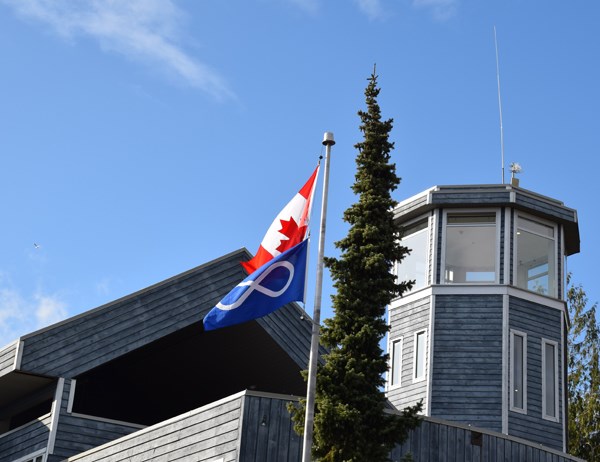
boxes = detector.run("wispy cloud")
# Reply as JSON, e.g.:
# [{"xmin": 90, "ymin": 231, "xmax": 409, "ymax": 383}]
[
  {"xmin": 34, "ymin": 294, "xmax": 67, "ymax": 327},
  {"xmin": 288, "ymin": 0, "xmax": 320, "ymax": 14},
  {"xmin": 412, "ymin": 0, "xmax": 458, "ymax": 21},
  {"xmin": 0, "ymin": 274, "xmax": 68, "ymax": 347},
  {"xmin": 355, "ymin": 0, "xmax": 384, "ymax": 20},
  {"xmin": 0, "ymin": 0, "xmax": 234, "ymax": 100}
]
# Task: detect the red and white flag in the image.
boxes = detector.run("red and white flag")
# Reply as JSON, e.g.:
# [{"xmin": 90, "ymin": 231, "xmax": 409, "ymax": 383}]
[{"xmin": 242, "ymin": 165, "xmax": 319, "ymax": 274}]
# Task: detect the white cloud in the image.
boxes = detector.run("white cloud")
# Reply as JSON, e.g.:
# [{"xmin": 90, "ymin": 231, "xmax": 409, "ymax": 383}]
[
  {"xmin": 0, "ymin": 276, "xmax": 68, "ymax": 347},
  {"xmin": 0, "ymin": 0, "xmax": 234, "ymax": 100},
  {"xmin": 412, "ymin": 0, "xmax": 458, "ymax": 21},
  {"xmin": 355, "ymin": 0, "xmax": 384, "ymax": 20},
  {"xmin": 34, "ymin": 294, "xmax": 67, "ymax": 328}
]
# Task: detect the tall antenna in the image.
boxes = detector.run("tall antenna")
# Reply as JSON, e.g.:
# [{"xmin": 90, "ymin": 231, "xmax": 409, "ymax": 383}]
[{"xmin": 494, "ymin": 26, "xmax": 506, "ymax": 184}]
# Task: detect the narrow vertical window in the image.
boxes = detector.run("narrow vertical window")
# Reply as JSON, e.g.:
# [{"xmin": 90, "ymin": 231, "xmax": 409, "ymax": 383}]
[
  {"xmin": 414, "ymin": 330, "xmax": 427, "ymax": 381},
  {"xmin": 444, "ymin": 213, "xmax": 497, "ymax": 284},
  {"xmin": 510, "ymin": 330, "xmax": 527, "ymax": 413},
  {"xmin": 390, "ymin": 338, "xmax": 403, "ymax": 387},
  {"xmin": 397, "ymin": 219, "xmax": 429, "ymax": 293},
  {"xmin": 542, "ymin": 339, "xmax": 559, "ymax": 421}
]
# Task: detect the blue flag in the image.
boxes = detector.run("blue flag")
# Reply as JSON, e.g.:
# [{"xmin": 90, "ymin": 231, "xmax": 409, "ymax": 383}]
[{"xmin": 203, "ymin": 239, "xmax": 308, "ymax": 331}]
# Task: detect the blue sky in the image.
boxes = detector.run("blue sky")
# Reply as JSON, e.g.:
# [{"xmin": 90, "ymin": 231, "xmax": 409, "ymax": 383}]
[{"xmin": 0, "ymin": 0, "xmax": 598, "ymax": 347}]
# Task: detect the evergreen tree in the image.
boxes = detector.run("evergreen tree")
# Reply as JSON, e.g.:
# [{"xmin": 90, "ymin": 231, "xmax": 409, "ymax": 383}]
[
  {"xmin": 296, "ymin": 70, "xmax": 421, "ymax": 461},
  {"xmin": 567, "ymin": 274, "xmax": 600, "ymax": 460}
]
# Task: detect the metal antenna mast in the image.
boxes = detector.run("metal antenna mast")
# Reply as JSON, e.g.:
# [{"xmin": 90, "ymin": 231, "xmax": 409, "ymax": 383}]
[{"xmin": 494, "ymin": 26, "xmax": 506, "ymax": 184}]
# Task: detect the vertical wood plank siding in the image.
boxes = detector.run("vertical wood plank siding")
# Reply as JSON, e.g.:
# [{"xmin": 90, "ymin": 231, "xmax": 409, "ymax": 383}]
[
  {"xmin": 0, "ymin": 414, "xmax": 51, "ymax": 462},
  {"xmin": 0, "ymin": 341, "xmax": 17, "ymax": 377},
  {"xmin": 238, "ymin": 394, "xmax": 302, "ymax": 462},
  {"xmin": 387, "ymin": 297, "xmax": 430, "ymax": 410},
  {"xmin": 49, "ymin": 379, "xmax": 142, "ymax": 460},
  {"xmin": 65, "ymin": 394, "xmax": 244, "ymax": 462},
  {"xmin": 509, "ymin": 297, "xmax": 564, "ymax": 450},
  {"xmin": 431, "ymin": 294, "xmax": 503, "ymax": 432},
  {"xmin": 389, "ymin": 418, "xmax": 582, "ymax": 462},
  {"xmin": 18, "ymin": 250, "xmax": 250, "ymax": 377}
]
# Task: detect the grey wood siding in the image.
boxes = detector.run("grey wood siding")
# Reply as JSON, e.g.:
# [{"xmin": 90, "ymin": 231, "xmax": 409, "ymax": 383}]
[
  {"xmin": 514, "ymin": 191, "xmax": 576, "ymax": 223},
  {"xmin": 509, "ymin": 297, "xmax": 564, "ymax": 450},
  {"xmin": 0, "ymin": 341, "xmax": 16, "ymax": 377},
  {"xmin": 390, "ymin": 417, "xmax": 582, "ymax": 462},
  {"xmin": 394, "ymin": 192, "xmax": 429, "ymax": 219},
  {"xmin": 431, "ymin": 189, "xmax": 511, "ymax": 206},
  {"xmin": 430, "ymin": 294, "xmax": 503, "ymax": 432},
  {"xmin": 17, "ymin": 250, "xmax": 251, "ymax": 378},
  {"xmin": 65, "ymin": 393, "xmax": 244, "ymax": 462},
  {"xmin": 49, "ymin": 379, "xmax": 142, "ymax": 460},
  {"xmin": 387, "ymin": 297, "xmax": 430, "ymax": 411},
  {"xmin": 238, "ymin": 394, "xmax": 302, "ymax": 462},
  {"xmin": 0, "ymin": 414, "xmax": 50, "ymax": 462}
]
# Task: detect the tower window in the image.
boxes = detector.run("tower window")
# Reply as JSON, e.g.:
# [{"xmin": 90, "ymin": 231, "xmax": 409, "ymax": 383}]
[
  {"xmin": 542, "ymin": 339, "xmax": 559, "ymax": 421},
  {"xmin": 389, "ymin": 338, "xmax": 403, "ymax": 388},
  {"xmin": 397, "ymin": 219, "xmax": 429, "ymax": 293},
  {"xmin": 516, "ymin": 216, "xmax": 556, "ymax": 297},
  {"xmin": 444, "ymin": 213, "xmax": 497, "ymax": 284},
  {"xmin": 413, "ymin": 330, "xmax": 427, "ymax": 382},
  {"xmin": 510, "ymin": 330, "xmax": 527, "ymax": 413}
]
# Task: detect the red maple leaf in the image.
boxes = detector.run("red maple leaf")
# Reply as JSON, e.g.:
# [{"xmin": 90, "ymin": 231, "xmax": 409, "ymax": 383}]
[{"xmin": 276, "ymin": 217, "xmax": 307, "ymax": 253}]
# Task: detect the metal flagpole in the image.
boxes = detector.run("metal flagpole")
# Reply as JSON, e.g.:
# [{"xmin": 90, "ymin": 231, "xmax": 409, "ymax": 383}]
[{"xmin": 301, "ymin": 131, "xmax": 335, "ymax": 462}]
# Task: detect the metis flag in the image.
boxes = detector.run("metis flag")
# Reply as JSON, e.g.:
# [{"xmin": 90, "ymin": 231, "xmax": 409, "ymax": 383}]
[
  {"xmin": 241, "ymin": 165, "xmax": 319, "ymax": 274},
  {"xmin": 203, "ymin": 239, "xmax": 308, "ymax": 331}
]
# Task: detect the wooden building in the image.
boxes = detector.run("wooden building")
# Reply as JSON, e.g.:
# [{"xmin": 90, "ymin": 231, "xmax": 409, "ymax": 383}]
[{"xmin": 0, "ymin": 183, "xmax": 586, "ymax": 461}]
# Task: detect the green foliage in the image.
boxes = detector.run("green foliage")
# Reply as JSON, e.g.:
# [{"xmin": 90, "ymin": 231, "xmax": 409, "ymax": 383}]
[
  {"xmin": 567, "ymin": 273, "xmax": 600, "ymax": 460},
  {"xmin": 290, "ymin": 71, "xmax": 421, "ymax": 461}
]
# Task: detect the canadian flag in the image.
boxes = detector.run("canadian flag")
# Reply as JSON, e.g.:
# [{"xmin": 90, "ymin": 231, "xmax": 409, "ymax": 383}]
[{"xmin": 242, "ymin": 165, "xmax": 319, "ymax": 274}]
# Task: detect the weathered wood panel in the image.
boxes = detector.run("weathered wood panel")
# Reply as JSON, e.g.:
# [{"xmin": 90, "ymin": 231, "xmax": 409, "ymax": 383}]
[
  {"xmin": 18, "ymin": 250, "xmax": 249, "ymax": 377},
  {"xmin": 65, "ymin": 393, "xmax": 244, "ymax": 462},
  {"xmin": 238, "ymin": 394, "xmax": 302, "ymax": 462},
  {"xmin": 387, "ymin": 297, "xmax": 430, "ymax": 411},
  {"xmin": 0, "ymin": 340, "xmax": 17, "ymax": 377},
  {"xmin": 431, "ymin": 295, "xmax": 503, "ymax": 432},
  {"xmin": 509, "ymin": 297, "xmax": 564, "ymax": 451},
  {"xmin": 394, "ymin": 191, "xmax": 430, "ymax": 220},
  {"xmin": 514, "ymin": 192, "xmax": 576, "ymax": 223},
  {"xmin": 431, "ymin": 190, "xmax": 512, "ymax": 206},
  {"xmin": 390, "ymin": 417, "xmax": 582, "ymax": 462},
  {"xmin": 0, "ymin": 414, "xmax": 50, "ymax": 462}
]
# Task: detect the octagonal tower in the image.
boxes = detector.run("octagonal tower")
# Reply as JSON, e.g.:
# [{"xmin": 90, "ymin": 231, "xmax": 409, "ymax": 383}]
[{"xmin": 386, "ymin": 183, "xmax": 579, "ymax": 452}]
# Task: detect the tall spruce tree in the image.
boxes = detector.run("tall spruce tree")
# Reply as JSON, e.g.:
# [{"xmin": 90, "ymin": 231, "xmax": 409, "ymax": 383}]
[
  {"xmin": 307, "ymin": 71, "xmax": 420, "ymax": 461},
  {"xmin": 567, "ymin": 274, "xmax": 600, "ymax": 460}
]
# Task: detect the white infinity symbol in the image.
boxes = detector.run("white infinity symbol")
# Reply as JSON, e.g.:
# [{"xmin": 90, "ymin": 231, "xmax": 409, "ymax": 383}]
[{"xmin": 216, "ymin": 260, "xmax": 295, "ymax": 311}]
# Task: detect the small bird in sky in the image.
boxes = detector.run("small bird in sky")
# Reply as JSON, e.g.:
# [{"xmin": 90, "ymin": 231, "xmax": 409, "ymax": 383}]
[{"xmin": 33, "ymin": 243, "xmax": 40, "ymax": 249}]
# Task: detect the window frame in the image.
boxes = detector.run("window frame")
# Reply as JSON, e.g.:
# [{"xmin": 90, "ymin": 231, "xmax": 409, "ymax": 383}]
[
  {"xmin": 388, "ymin": 337, "xmax": 403, "ymax": 389},
  {"xmin": 542, "ymin": 338, "xmax": 560, "ymax": 422},
  {"xmin": 413, "ymin": 329, "xmax": 427, "ymax": 383},
  {"xmin": 12, "ymin": 450, "xmax": 46, "ymax": 462},
  {"xmin": 396, "ymin": 217, "xmax": 430, "ymax": 293},
  {"xmin": 510, "ymin": 329, "xmax": 527, "ymax": 414},
  {"xmin": 441, "ymin": 209, "xmax": 500, "ymax": 285},
  {"xmin": 514, "ymin": 213, "xmax": 558, "ymax": 298}
]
